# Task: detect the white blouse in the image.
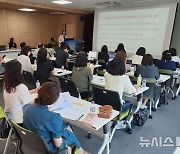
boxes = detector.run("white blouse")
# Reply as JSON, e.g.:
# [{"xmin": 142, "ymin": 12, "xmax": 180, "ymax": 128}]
[
  {"xmin": 104, "ymin": 72, "xmax": 136, "ymax": 104},
  {"xmin": 58, "ymin": 35, "xmax": 67, "ymax": 44},
  {"xmin": 3, "ymin": 84, "xmax": 34, "ymax": 123},
  {"xmin": 17, "ymin": 55, "xmax": 34, "ymax": 74}
]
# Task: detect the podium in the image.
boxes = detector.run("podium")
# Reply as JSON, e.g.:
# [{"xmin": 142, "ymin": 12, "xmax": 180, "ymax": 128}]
[{"xmin": 65, "ymin": 40, "xmax": 84, "ymax": 51}]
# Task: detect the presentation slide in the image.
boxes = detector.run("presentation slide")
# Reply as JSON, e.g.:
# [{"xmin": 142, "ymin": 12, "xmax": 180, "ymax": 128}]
[{"xmin": 93, "ymin": 4, "xmax": 177, "ymax": 57}]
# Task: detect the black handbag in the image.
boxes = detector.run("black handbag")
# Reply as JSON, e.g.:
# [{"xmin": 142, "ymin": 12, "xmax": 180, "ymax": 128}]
[
  {"xmin": 0, "ymin": 117, "xmax": 10, "ymax": 138},
  {"xmin": 133, "ymin": 108, "xmax": 148, "ymax": 127}
]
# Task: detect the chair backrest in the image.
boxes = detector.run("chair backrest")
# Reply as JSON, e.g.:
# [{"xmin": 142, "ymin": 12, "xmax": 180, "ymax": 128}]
[
  {"xmin": 23, "ymin": 71, "xmax": 36, "ymax": 89},
  {"xmin": 0, "ymin": 106, "xmax": 4, "ymax": 119},
  {"xmin": 8, "ymin": 120, "xmax": 51, "ymax": 154},
  {"xmin": 96, "ymin": 69, "xmax": 106, "ymax": 76},
  {"xmin": 59, "ymin": 77, "xmax": 79, "ymax": 98},
  {"xmin": 158, "ymin": 69, "xmax": 173, "ymax": 88},
  {"xmin": 98, "ymin": 59, "xmax": 105, "ymax": 64},
  {"xmin": 158, "ymin": 69, "xmax": 173, "ymax": 75},
  {"xmin": 92, "ymin": 86, "xmax": 121, "ymax": 111}
]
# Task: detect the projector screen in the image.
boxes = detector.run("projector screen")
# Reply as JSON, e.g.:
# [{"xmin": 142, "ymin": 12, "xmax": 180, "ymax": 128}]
[{"xmin": 93, "ymin": 4, "xmax": 177, "ymax": 57}]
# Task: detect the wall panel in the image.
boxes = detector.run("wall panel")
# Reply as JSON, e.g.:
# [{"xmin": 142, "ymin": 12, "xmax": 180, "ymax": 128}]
[{"xmin": 0, "ymin": 9, "xmax": 85, "ymax": 48}]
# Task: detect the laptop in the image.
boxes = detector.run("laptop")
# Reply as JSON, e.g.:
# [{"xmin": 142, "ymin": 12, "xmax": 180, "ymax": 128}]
[{"xmin": 88, "ymin": 51, "xmax": 98, "ymax": 60}]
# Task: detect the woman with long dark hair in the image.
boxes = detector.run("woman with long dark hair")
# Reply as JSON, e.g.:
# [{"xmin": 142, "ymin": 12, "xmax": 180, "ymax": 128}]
[{"xmin": 3, "ymin": 60, "xmax": 36, "ymax": 124}]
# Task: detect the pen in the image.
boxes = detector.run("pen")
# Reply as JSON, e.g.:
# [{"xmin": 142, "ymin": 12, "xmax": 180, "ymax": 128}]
[{"xmin": 77, "ymin": 114, "xmax": 84, "ymax": 120}]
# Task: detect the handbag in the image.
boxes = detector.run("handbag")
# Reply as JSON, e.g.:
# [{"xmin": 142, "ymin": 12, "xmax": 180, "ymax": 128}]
[
  {"xmin": 133, "ymin": 108, "xmax": 148, "ymax": 127},
  {"xmin": 0, "ymin": 117, "xmax": 10, "ymax": 138}
]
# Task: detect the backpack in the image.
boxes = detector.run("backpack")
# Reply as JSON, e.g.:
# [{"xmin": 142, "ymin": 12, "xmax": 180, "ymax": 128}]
[{"xmin": 133, "ymin": 108, "xmax": 148, "ymax": 127}]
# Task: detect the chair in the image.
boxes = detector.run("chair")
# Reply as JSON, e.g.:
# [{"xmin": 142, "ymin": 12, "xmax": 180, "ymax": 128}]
[
  {"xmin": 96, "ymin": 69, "xmax": 106, "ymax": 76},
  {"xmin": 92, "ymin": 86, "xmax": 133, "ymax": 137},
  {"xmin": 97, "ymin": 59, "xmax": 106, "ymax": 70},
  {"xmin": 59, "ymin": 77, "xmax": 92, "ymax": 100},
  {"xmin": 130, "ymin": 77, "xmax": 159, "ymax": 119},
  {"xmin": 142, "ymin": 78, "xmax": 160, "ymax": 118},
  {"xmin": 5, "ymin": 119, "xmax": 70, "ymax": 154},
  {"xmin": 59, "ymin": 77, "xmax": 80, "ymax": 98},
  {"xmin": 0, "ymin": 73, "xmax": 4, "ymax": 82},
  {"xmin": 159, "ymin": 69, "xmax": 175, "ymax": 100},
  {"xmin": 23, "ymin": 71, "xmax": 36, "ymax": 90}
]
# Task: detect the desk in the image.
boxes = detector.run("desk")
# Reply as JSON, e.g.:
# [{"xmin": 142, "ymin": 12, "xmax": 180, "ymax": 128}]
[
  {"xmin": 53, "ymin": 97, "xmax": 119, "ymax": 154},
  {"xmin": 91, "ymin": 75, "xmax": 150, "ymax": 95},
  {"xmin": 50, "ymin": 56, "xmax": 56, "ymax": 61},
  {"xmin": 53, "ymin": 68, "xmax": 72, "ymax": 77},
  {"xmin": 32, "ymin": 65, "xmax": 72, "ymax": 77},
  {"xmin": 2, "ymin": 57, "xmax": 14, "ymax": 63},
  {"xmin": 0, "ymin": 50, "xmax": 20, "ymax": 59},
  {"xmin": 173, "ymin": 69, "xmax": 180, "ymax": 97},
  {"xmin": 93, "ymin": 64, "xmax": 102, "ymax": 69}
]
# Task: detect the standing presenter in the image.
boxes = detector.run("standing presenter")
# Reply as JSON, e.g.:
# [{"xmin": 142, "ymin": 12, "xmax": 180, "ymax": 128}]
[{"xmin": 58, "ymin": 30, "xmax": 68, "ymax": 45}]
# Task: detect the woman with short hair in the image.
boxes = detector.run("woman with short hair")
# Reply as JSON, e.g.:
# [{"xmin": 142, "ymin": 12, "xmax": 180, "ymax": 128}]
[
  {"xmin": 72, "ymin": 52, "xmax": 93, "ymax": 93},
  {"xmin": 155, "ymin": 50, "xmax": 176, "ymax": 71},
  {"xmin": 17, "ymin": 46, "xmax": 34, "ymax": 74},
  {"xmin": 35, "ymin": 48, "xmax": 54, "ymax": 84},
  {"xmin": 132, "ymin": 47, "xmax": 146, "ymax": 65},
  {"xmin": 135, "ymin": 54, "xmax": 160, "ymax": 108}
]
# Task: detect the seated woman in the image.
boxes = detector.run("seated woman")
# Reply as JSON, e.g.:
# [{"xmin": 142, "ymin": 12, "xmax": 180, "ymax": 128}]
[
  {"xmin": 72, "ymin": 52, "xmax": 93, "ymax": 96},
  {"xmin": 9, "ymin": 37, "xmax": 17, "ymax": 49},
  {"xmin": 23, "ymin": 82, "xmax": 85, "ymax": 153},
  {"xmin": 3, "ymin": 60, "xmax": 36, "ymax": 124},
  {"xmin": 56, "ymin": 45, "xmax": 70, "ymax": 69},
  {"xmin": 115, "ymin": 43, "xmax": 126, "ymax": 53},
  {"xmin": 132, "ymin": 47, "xmax": 146, "ymax": 65},
  {"xmin": 169, "ymin": 48, "xmax": 180, "ymax": 67},
  {"xmin": 104, "ymin": 58, "xmax": 138, "ymax": 110},
  {"xmin": 98, "ymin": 45, "xmax": 109, "ymax": 69},
  {"xmin": 35, "ymin": 48, "xmax": 54, "ymax": 84},
  {"xmin": 0, "ymin": 56, "xmax": 5, "ymax": 75},
  {"xmin": 17, "ymin": 46, "xmax": 34, "ymax": 74},
  {"xmin": 135, "ymin": 54, "xmax": 160, "ymax": 108},
  {"xmin": 155, "ymin": 50, "xmax": 176, "ymax": 71},
  {"xmin": 115, "ymin": 49, "xmax": 131, "ymax": 72},
  {"xmin": 135, "ymin": 54, "xmax": 160, "ymax": 79}
]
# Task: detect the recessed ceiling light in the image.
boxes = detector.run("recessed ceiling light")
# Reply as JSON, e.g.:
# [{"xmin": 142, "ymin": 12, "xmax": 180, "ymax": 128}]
[
  {"xmin": 18, "ymin": 8, "xmax": 36, "ymax": 12},
  {"xmin": 50, "ymin": 12, "xmax": 66, "ymax": 15},
  {"xmin": 135, "ymin": 0, "xmax": 153, "ymax": 3},
  {"xmin": 52, "ymin": 0, "xmax": 72, "ymax": 5}
]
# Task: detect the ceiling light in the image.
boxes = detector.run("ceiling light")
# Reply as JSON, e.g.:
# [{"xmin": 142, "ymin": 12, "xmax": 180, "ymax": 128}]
[
  {"xmin": 18, "ymin": 8, "xmax": 36, "ymax": 12},
  {"xmin": 50, "ymin": 12, "xmax": 66, "ymax": 15},
  {"xmin": 135, "ymin": 0, "xmax": 153, "ymax": 3},
  {"xmin": 52, "ymin": 0, "xmax": 72, "ymax": 5}
]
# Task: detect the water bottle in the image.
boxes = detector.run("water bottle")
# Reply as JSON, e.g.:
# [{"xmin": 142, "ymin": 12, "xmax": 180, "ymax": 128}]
[
  {"xmin": 137, "ymin": 74, "xmax": 142, "ymax": 86},
  {"xmin": 34, "ymin": 59, "xmax": 37, "ymax": 65},
  {"xmin": 36, "ymin": 80, "xmax": 40, "ymax": 88},
  {"xmin": 61, "ymin": 65, "xmax": 64, "ymax": 70},
  {"xmin": 142, "ymin": 78, "xmax": 147, "ymax": 87},
  {"xmin": 90, "ymin": 101, "xmax": 96, "ymax": 113}
]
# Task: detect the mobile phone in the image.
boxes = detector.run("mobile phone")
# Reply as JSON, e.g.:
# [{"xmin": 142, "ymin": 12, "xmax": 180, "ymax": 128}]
[{"xmin": 2, "ymin": 55, "xmax": 6, "ymax": 58}]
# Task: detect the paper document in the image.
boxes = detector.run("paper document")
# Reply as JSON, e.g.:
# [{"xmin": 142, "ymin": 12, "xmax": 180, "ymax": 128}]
[
  {"xmin": 52, "ymin": 102, "xmax": 86, "ymax": 120},
  {"xmin": 50, "ymin": 92, "xmax": 73, "ymax": 110}
]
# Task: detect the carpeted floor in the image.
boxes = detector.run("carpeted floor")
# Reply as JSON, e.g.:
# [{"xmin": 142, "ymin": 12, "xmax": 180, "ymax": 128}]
[{"xmin": 0, "ymin": 84, "xmax": 179, "ymax": 154}]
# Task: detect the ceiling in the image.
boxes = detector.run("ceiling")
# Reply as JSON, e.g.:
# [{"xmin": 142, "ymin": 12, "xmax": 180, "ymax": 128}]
[{"xmin": 22, "ymin": 0, "xmax": 180, "ymax": 10}]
